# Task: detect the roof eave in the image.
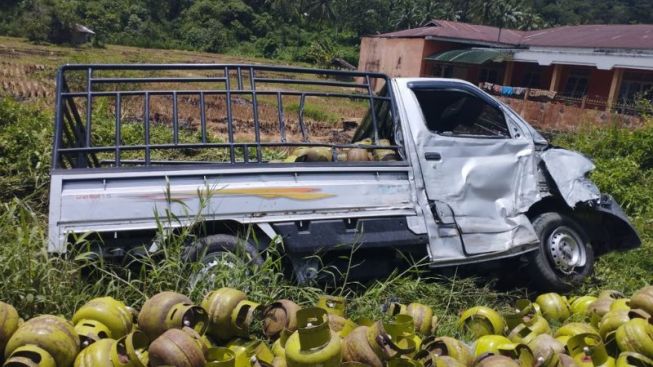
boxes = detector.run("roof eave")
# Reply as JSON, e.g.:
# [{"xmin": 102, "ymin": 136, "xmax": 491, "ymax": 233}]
[
  {"xmin": 368, "ymin": 33, "xmax": 428, "ymax": 39},
  {"xmin": 425, "ymin": 36, "xmax": 518, "ymax": 48}
]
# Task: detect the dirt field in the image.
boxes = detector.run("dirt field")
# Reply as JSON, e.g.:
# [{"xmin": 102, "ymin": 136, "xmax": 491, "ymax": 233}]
[
  {"xmin": 0, "ymin": 36, "xmax": 289, "ymax": 104},
  {"xmin": 0, "ymin": 37, "xmax": 372, "ymax": 147}
]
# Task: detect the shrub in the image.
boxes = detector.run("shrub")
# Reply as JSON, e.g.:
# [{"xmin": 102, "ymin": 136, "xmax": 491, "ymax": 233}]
[
  {"xmin": 554, "ymin": 119, "xmax": 653, "ymax": 218},
  {"xmin": 0, "ymin": 98, "xmax": 52, "ymax": 208}
]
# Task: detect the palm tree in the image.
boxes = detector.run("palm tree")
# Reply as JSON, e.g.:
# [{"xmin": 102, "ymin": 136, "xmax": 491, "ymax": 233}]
[
  {"xmin": 471, "ymin": 0, "xmax": 541, "ymax": 38},
  {"xmin": 390, "ymin": 0, "xmax": 450, "ymax": 30},
  {"xmin": 304, "ymin": 0, "xmax": 336, "ymax": 24},
  {"xmin": 264, "ymin": 0, "xmax": 304, "ymax": 20},
  {"xmin": 391, "ymin": 0, "xmax": 422, "ymax": 29}
]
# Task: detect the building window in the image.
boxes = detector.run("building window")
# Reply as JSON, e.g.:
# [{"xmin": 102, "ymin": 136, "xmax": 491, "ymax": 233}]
[
  {"xmin": 618, "ymin": 72, "xmax": 653, "ymax": 103},
  {"xmin": 563, "ymin": 68, "xmax": 591, "ymax": 98}
]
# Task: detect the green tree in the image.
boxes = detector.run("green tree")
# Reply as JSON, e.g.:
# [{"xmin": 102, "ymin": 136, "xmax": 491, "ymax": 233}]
[
  {"xmin": 471, "ymin": 0, "xmax": 541, "ymax": 29},
  {"xmin": 180, "ymin": 0, "xmax": 257, "ymax": 52},
  {"xmin": 76, "ymin": 0, "xmax": 124, "ymax": 46},
  {"xmin": 264, "ymin": 0, "xmax": 305, "ymax": 23},
  {"xmin": 21, "ymin": 0, "xmax": 79, "ymax": 44},
  {"xmin": 388, "ymin": 0, "xmax": 456, "ymax": 29},
  {"xmin": 304, "ymin": 0, "xmax": 337, "ymax": 25}
]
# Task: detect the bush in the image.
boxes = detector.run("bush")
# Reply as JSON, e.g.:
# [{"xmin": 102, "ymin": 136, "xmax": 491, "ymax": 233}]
[
  {"xmin": 0, "ymin": 98, "xmax": 52, "ymax": 208},
  {"xmin": 554, "ymin": 120, "xmax": 653, "ymax": 218}
]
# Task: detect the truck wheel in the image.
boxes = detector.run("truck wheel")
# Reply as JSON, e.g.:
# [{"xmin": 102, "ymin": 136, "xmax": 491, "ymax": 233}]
[
  {"xmin": 185, "ymin": 234, "xmax": 263, "ymax": 288},
  {"xmin": 528, "ymin": 212, "xmax": 594, "ymax": 292}
]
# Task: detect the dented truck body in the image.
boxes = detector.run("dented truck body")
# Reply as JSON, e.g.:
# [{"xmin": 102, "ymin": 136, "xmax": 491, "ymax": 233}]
[{"xmin": 48, "ymin": 65, "xmax": 639, "ymax": 289}]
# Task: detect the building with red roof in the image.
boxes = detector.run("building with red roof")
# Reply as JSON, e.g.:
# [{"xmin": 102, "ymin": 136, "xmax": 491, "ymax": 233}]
[{"xmin": 358, "ymin": 20, "xmax": 653, "ymax": 110}]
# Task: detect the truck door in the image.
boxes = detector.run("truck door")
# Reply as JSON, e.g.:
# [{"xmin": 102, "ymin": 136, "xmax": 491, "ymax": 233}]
[{"xmin": 398, "ymin": 80, "xmax": 539, "ymax": 255}]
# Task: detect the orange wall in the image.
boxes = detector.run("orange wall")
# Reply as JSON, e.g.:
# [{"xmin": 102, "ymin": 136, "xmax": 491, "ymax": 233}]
[
  {"xmin": 419, "ymin": 40, "xmax": 460, "ymax": 76},
  {"xmin": 358, "ymin": 37, "xmax": 427, "ymax": 78},
  {"xmin": 500, "ymin": 96, "xmax": 641, "ymax": 131}
]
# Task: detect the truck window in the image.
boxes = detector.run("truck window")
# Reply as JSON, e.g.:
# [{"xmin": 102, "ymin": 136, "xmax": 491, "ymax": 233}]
[{"xmin": 413, "ymin": 89, "xmax": 510, "ymax": 138}]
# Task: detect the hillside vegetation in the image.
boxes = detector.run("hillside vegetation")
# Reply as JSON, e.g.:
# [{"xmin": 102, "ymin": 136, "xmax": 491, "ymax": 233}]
[
  {"xmin": 0, "ymin": 39, "xmax": 651, "ymax": 331},
  {"xmin": 1, "ymin": 0, "xmax": 652, "ymax": 68}
]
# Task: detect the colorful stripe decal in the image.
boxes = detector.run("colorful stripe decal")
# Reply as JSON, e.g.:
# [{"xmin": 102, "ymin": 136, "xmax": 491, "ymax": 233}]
[{"xmin": 131, "ymin": 186, "xmax": 334, "ymax": 201}]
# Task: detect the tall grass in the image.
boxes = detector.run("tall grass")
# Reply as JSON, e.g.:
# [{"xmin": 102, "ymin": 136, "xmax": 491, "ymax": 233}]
[
  {"xmin": 0, "ymin": 199, "xmax": 88, "ymax": 317},
  {"xmin": 0, "ymin": 98, "xmax": 51, "ymax": 208}
]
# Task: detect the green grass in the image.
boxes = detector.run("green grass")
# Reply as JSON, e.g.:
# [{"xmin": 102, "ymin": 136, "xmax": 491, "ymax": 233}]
[
  {"xmin": 284, "ymin": 101, "xmax": 341, "ymax": 124},
  {"xmin": 0, "ymin": 36, "xmax": 283, "ymax": 70}
]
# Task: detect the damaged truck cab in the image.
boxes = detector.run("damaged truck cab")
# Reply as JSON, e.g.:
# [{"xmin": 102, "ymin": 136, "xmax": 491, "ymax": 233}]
[
  {"xmin": 47, "ymin": 65, "xmax": 640, "ymax": 291},
  {"xmin": 391, "ymin": 78, "xmax": 639, "ymax": 290}
]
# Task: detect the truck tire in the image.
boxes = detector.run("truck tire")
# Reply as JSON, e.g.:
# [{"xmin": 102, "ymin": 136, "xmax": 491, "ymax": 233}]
[
  {"xmin": 184, "ymin": 234, "xmax": 264, "ymax": 266},
  {"xmin": 185, "ymin": 234, "xmax": 264, "ymax": 289},
  {"xmin": 528, "ymin": 212, "xmax": 594, "ymax": 292}
]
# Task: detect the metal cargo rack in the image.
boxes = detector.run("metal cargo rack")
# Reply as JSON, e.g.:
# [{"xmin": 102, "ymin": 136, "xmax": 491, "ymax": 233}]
[{"xmin": 52, "ymin": 64, "xmax": 403, "ymax": 169}]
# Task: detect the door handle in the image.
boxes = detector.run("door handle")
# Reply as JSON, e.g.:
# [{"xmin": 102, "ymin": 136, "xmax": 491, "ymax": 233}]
[{"xmin": 424, "ymin": 152, "xmax": 442, "ymax": 161}]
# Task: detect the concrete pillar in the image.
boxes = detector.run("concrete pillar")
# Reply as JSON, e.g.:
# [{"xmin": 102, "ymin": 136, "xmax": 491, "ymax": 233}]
[
  {"xmin": 607, "ymin": 68, "xmax": 624, "ymax": 111},
  {"xmin": 549, "ymin": 64, "xmax": 563, "ymax": 91},
  {"xmin": 503, "ymin": 61, "xmax": 514, "ymax": 85}
]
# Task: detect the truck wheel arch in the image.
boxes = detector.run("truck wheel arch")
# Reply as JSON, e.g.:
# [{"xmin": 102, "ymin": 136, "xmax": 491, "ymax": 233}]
[
  {"xmin": 193, "ymin": 221, "xmax": 277, "ymax": 248},
  {"xmin": 183, "ymin": 233, "xmax": 264, "ymax": 266},
  {"xmin": 527, "ymin": 196, "xmax": 640, "ymax": 255}
]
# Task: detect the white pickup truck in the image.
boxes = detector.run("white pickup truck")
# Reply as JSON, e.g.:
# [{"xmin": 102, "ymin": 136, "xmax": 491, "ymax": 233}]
[{"xmin": 48, "ymin": 64, "xmax": 639, "ymax": 291}]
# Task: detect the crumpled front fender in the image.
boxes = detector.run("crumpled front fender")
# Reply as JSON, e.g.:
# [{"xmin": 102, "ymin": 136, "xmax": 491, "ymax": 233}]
[
  {"xmin": 540, "ymin": 148, "xmax": 601, "ymax": 207},
  {"xmin": 539, "ymin": 147, "xmax": 640, "ymax": 251}
]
